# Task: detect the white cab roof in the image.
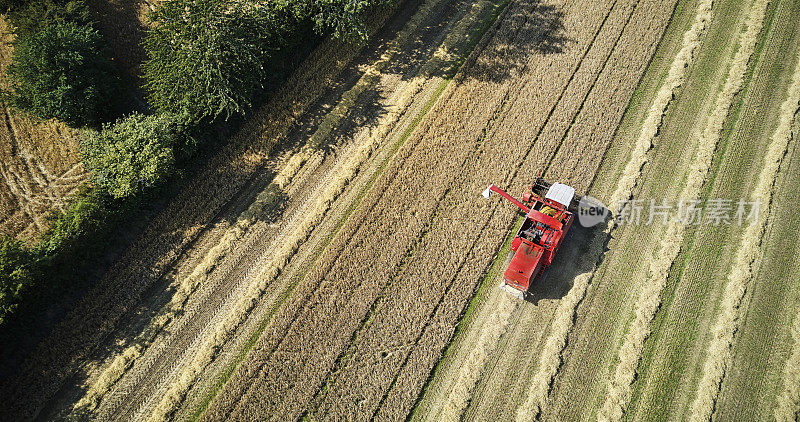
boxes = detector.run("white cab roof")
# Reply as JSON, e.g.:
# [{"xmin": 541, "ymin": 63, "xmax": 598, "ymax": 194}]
[{"xmin": 545, "ymin": 183, "xmax": 575, "ymax": 207}]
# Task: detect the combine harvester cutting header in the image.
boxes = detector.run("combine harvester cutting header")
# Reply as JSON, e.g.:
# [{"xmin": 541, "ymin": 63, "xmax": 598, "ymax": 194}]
[{"xmin": 482, "ymin": 178, "xmax": 583, "ymax": 300}]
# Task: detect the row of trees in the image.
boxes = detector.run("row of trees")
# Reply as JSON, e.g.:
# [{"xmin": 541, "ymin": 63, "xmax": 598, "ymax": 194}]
[
  {"xmin": 144, "ymin": 0, "xmax": 391, "ymax": 121},
  {"xmin": 0, "ymin": 0, "xmax": 392, "ymax": 335}
]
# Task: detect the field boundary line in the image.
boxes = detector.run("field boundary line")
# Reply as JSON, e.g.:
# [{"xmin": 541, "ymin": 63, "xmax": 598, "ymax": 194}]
[
  {"xmin": 777, "ymin": 306, "xmax": 800, "ymax": 421},
  {"xmin": 596, "ymin": 0, "xmax": 770, "ymax": 419},
  {"xmin": 688, "ymin": 35, "xmax": 800, "ymax": 422}
]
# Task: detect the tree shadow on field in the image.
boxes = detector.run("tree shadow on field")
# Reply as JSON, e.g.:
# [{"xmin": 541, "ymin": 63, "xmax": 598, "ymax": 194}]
[
  {"xmin": 85, "ymin": 0, "xmax": 151, "ymax": 105},
  {"xmin": 524, "ymin": 214, "xmax": 612, "ymax": 305},
  {"xmin": 462, "ymin": 0, "xmax": 572, "ymax": 84}
]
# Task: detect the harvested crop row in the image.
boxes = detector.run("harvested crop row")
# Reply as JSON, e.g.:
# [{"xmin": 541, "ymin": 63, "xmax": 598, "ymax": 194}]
[
  {"xmin": 297, "ymin": 0, "xmax": 648, "ymax": 418},
  {"xmin": 776, "ymin": 308, "xmax": 800, "ymax": 421},
  {"xmin": 513, "ymin": 0, "xmax": 711, "ymax": 418},
  {"xmin": 597, "ymin": 0, "xmax": 770, "ymax": 419},
  {"xmin": 0, "ymin": 3, "xmax": 407, "ymax": 417},
  {"xmin": 148, "ymin": 35, "xmax": 450, "ymax": 422},
  {"xmin": 689, "ymin": 41, "xmax": 800, "ymax": 422},
  {"xmin": 441, "ymin": 296, "xmax": 518, "ymax": 420},
  {"xmin": 129, "ymin": 1, "xmax": 484, "ymax": 419},
  {"xmin": 200, "ymin": 1, "xmax": 566, "ymax": 419}
]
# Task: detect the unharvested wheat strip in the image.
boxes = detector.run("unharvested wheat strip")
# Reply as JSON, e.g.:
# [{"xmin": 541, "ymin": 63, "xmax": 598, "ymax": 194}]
[
  {"xmin": 689, "ymin": 47, "xmax": 800, "ymax": 422},
  {"xmin": 144, "ymin": 17, "xmax": 454, "ymax": 415},
  {"xmin": 776, "ymin": 308, "xmax": 800, "ymax": 421},
  {"xmin": 512, "ymin": 1, "xmax": 713, "ymax": 419},
  {"xmin": 597, "ymin": 0, "xmax": 769, "ymax": 420},
  {"xmin": 72, "ymin": 0, "xmax": 445, "ymax": 412},
  {"xmin": 440, "ymin": 295, "xmax": 518, "ymax": 420}
]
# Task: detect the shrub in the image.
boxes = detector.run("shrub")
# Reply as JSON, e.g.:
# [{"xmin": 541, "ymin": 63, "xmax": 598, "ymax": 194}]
[
  {"xmin": 143, "ymin": 0, "xmax": 291, "ymax": 121},
  {"xmin": 36, "ymin": 185, "xmax": 113, "ymax": 257},
  {"xmin": 0, "ymin": 238, "xmax": 37, "ymax": 326},
  {"xmin": 291, "ymin": 0, "xmax": 395, "ymax": 41},
  {"xmin": 5, "ymin": 21, "xmax": 118, "ymax": 127},
  {"xmin": 143, "ymin": 0, "xmax": 394, "ymax": 121},
  {"xmin": 81, "ymin": 113, "xmax": 194, "ymax": 199}
]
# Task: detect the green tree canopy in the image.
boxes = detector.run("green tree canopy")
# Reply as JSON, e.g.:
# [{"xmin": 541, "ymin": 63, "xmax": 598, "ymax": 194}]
[
  {"xmin": 143, "ymin": 0, "xmax": 290, "ymax": 121},
  {"xmin": 290, "ymin": 0, "xmax": 394, "ymax": 40},
  {"xmin": 144, "ymin": 0, "xmax": 393, "ymax": 121},
  {"xmin": 0, "ymin": 0, "xmax": 91, "ymax": 38},
  {"xmin": 0, "ymin": 238, "xmax": 36, "ymax": 325},
  {"xmin": 82, "ymin": 113, "xmax": 194, "ymax": 198},
  {"xmin": 4, "ymin": 21, "xmax": 118, "ymax": 127}
]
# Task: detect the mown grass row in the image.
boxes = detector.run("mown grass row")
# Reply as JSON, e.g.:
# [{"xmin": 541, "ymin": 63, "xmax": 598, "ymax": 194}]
[
  {"xmin": 597, "ymin": 0, "xmax": 770, "ymax": 418},
  {"xmin": 690, "ymin": 34, "xmax": 800, "ymax": 422}
]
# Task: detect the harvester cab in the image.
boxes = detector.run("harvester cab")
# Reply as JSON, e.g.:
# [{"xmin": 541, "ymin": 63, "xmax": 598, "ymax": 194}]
[{"xmin": 482, "ymin": 179, "xmax": 580, "ymax": 300}]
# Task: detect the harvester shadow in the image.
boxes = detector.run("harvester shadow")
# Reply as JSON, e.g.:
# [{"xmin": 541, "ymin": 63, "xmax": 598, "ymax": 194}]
[{"xmin": 524, "ymin": 216, "xmax": 612, "ymax": 305}]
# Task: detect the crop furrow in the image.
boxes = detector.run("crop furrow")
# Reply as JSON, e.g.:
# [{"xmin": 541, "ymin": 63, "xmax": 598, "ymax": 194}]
[{"xmin": 776, "ymin": 308, "xmax": 800, "ymax": 421}]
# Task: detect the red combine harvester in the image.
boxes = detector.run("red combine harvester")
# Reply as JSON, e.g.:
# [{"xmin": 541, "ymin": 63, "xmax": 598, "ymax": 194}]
[{"xmin": 482, "ymin": 178, "xmax": 581, "ymax": 300}]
